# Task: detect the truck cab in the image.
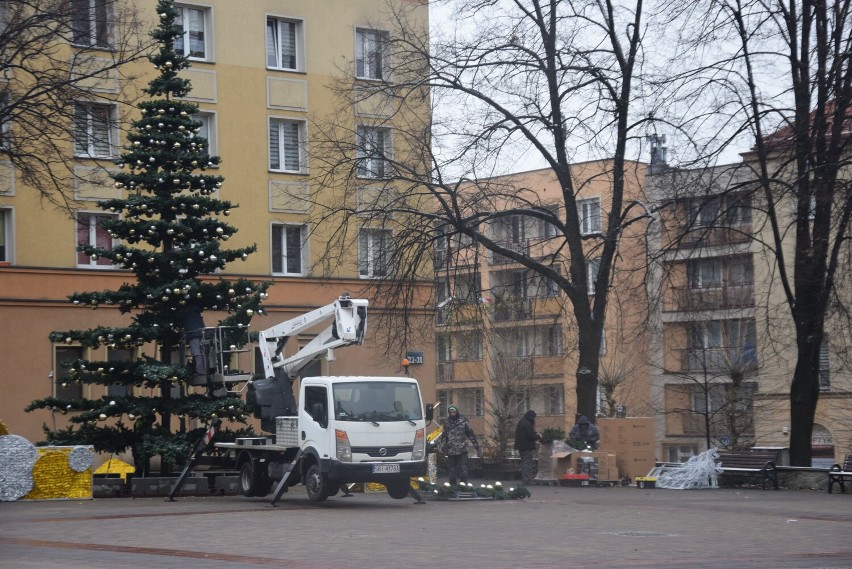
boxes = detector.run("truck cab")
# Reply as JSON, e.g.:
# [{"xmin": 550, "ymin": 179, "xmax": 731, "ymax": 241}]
[{"xmin": 294, "ymin": 376, "xmax": 428, "ymax": 500}]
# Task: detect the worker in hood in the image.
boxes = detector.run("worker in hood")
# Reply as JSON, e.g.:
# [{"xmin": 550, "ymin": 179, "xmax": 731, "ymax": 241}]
[
  {"xmin": 514, "ymin": 410, "xmax": 542, "ymax": 485},
  {"xmin": 569, "ymin": 415, "xmax": 600, "ymax": 450},
  {"xmin": 438, "ymin": 405, "xmax": 481, "ymax": 486}
]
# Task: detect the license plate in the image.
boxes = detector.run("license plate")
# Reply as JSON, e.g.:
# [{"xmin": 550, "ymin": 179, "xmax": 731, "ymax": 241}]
[{"xmin": 372, "ymin": 463, "xmax": 400, "ymax": 474}]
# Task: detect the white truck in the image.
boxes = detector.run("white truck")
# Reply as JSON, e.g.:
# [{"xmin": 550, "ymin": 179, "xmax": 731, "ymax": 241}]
[{"xmin": 171, "ymin": 294, "xmax": 432, "ymax": 504}]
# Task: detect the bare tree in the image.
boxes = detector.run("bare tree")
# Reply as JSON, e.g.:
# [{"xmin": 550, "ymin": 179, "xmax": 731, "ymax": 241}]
[
  {"xmin": 658, "ymin": 0, "xmax": 852, "ymax": 465},
  {"xmin": 308, "ymin": 0, "xmax": 655, "ymax": 422},
  {"xmin": 0, "ymin": 0, "xmax": 150, "ymax": 210}
]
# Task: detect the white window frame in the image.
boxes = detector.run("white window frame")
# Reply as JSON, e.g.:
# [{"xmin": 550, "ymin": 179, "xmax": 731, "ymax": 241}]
[
  {"xmin": 269, "ymin": 117, "xmax": 305, "ymax": 173},
  {"xmin": 76, "ymin": 211, "xmax": 117, "ymax": 269},
  {"xmin": 271, "ymin": 223, "xmax": 306, "ymax": 276},
  {"xmin": 355, "ymin": 28, "xmax": 389, "ymax": 80},
  {"xmin": 546, "ymin": 384, "xmax": 564, "ymax": 415},
  {"xmin": 358, "ymin": 227, "xmax": 393, "ymax": 278},
  {"xmin": 0, "ymin": 91, "xmax": 10, "ymax": 150},
  {"xmin": 174, "ymin": 4, "xmax": 211, "ymax": 61},
  {"xmin": 0, "ymin": 207, "xmax": 12, "ymax": 264},
  {"xmin": 73, "ymin": 102, "xmax": 116, "ymax": 158},
  {"xmin": 55, "ymin": 345, "xmax": 86, "ymax": 400},
  {"xmin": 266, "ymin": 16, "xmax": 304, "ymax": 71},
  {"xmin": 688, "ymin": 258, "xmax": 722, "ymax": 289},
  {"xmin": 192, "ymin": 111, "xmax": 217, "ymax": 156},
  {"xmin": 578, "ymin": 197, "xmax": 601, "ymax": 234},
  {"xmin": 356, "ymin": 126, "xmax": 391, "ymax": 179},
  {"xmin": 71, "ymin": 0, "xmax": 111, "ymax": 48},
  {"xmin": 587, "ymin": 257, "xmax": 601, "ymax": 291},
  {"xmin": 454, "ymin": 331, "xmax": 483, "ymax": 361}
]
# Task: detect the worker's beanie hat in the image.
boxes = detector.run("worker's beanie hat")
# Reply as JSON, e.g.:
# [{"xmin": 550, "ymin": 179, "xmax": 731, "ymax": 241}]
[{"xmin": 448, "ymin": 405, "xmax": 458, "ymax": 412}]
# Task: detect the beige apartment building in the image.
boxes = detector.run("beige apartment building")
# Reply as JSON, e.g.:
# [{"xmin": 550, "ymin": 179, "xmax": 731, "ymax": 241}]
[
  {"xmin": 0, "ymin": 0, "xmax": 435, "ymax": 444},
  {"xmin": 647, "ymin": 160, "xmax": 852, "ymax": 465},
  {"xmin": 432, "ymin": 162, "xmax": 654, "ymax": 454}
]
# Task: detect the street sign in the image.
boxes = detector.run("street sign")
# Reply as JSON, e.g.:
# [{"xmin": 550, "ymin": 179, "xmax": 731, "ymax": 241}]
[{"xmin": 405, "ymin": 351, "xmax": 424, "ymax": 365}]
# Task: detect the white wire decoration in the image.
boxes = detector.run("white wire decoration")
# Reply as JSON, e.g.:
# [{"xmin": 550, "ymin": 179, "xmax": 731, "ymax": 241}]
[{"xmin": 656, "ymin": 448, "xmax": 723, "ymax": 490}]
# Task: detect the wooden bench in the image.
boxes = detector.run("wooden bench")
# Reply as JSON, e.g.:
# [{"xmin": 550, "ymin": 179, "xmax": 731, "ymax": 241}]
[
  {"xmin": 716, "ymin": 450, "xmax": 780, "ymax": 490},
  {"xmin": 828, "ymin": 454, "xmax": 852, "ymax": 494}
]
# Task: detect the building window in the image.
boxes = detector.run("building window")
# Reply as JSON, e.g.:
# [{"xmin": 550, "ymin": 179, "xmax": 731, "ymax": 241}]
[
  {"xmin": 358, "ymin": 227, "xmax": 393, "ymax": 277},
  {"xmin": 666, "ymin": 444, "xmax": 699, "ymax": 463},
  {"xmin": 174, "ymin": 5, "xmax": 209, "ymax": 60},
  {"xmin": 436, "ymin": 334, "xmax": 451, "ymax": 362},
  {"xmin": 356, "ymin": 126, "xmax": 391, "ymax": 178},
  {"xmin": 454, "ymin": 271, "xmax": 481, "ymax": 303},
  {"xmin": 0, "ymin": 208, "xmax": 10, "ymax": 263},
  {"xmin": 587, "ymin": 258, "xmax": 600, "ymax": 291},
  {"xmin": 688, "ymin": 258, "xmax": 722, "ymax": 289},
  {"xmin": 578, "ymin": 197, "xmax": 601, "ymax": 234},
  {"xmin": 456, "ymin": 388, "xmax": 484, "ymax": 417},
  {"xmin": 76, "ymin": 212, "xmax": 116, "ymax": 268},
  {"xmin": 537, "ymin": 325, "xmax": 563, "ymax": 356},
  {"xmin": 546, "ymin": 384, "xmax": 564, "ymax": 415},
  {"xmin": 55, "ymin": 346, "xmax": 84, "ymax": 400},
  {"xmin": 271, "ymin": 224, "xmax": 305, "ymax": 275},
  {"xmin": 512, "ymin": 388, "xmax": 532, "ymax": 414},
  {"xmin": 437, "ymin": 389, "xmax": 450, "ymax": 418},
  {"xmin": 454, "ymin": 332, "xmax": 482, "ymax": 361},
  {"xmin": 266, "ymin": 17, "xmax": 303, "ymax": 71},
  {"xmin": 73, "ymin": 103, "xmax": 115, "ymax": 158},
  {"xmin": 690, "ymin": 197, "xmax": 721, "ymax": 227},
  {"xmin": 0, "ymin": 91, "xmax": 10, "ymax": 149},
  {"xmin": 269, "ymin": 118, "xmax": 304, "ymax": 173},
  {"xmin": 71, "ymin": 0, "xmax": 111, "ymax": 48},
  {"xmin": 192, "ymin": 112, "xmax": 217, "ymax": 155},
  {"xmin": 356, "ymin": 28, "xmax": 389, "ymax": 80},
  {"xmin": 106, "ymin": 347, "xmax": 134, "ymax": 398},
  {"xmin": 819, "ymin": 338, "xmax": 830, "ymax": 391}
]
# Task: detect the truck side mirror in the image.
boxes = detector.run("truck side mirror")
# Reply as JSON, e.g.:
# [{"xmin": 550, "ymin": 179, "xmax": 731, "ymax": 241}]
[
  {"xmin": 425, "ymin": 403, "xmax": 434, "ymax": 422},
  {"xmin": 310, "ymin": 402, "xmax": 327, "ymax": 428}
]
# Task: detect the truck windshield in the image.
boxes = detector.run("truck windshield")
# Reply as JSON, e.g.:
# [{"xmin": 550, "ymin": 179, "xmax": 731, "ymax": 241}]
[{"xmin": 332, "ymin": 381, "xmax": 423, "ymax": 422}]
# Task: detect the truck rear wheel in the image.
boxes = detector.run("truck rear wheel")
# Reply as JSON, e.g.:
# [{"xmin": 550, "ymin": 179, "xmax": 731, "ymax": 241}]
[
  {"xmin": 239, "ymin": 460, "xmax": 272, "ymax": 497},
  {"xmin": 305, "ymin": 464, "xmax": 330, "ymax": 502}
]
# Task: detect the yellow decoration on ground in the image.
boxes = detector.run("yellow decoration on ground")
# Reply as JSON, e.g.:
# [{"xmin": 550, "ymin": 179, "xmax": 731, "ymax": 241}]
[
  {"xmin": 0, "ymin": 419, "xmax": 9, "ymax": 436},
  {"xmin": 25, "ymin": 448, "xmax": 93, "ymax": 500},
  {"xmin": 95, "ymin": 457, "xmax": 136, "ymax": 481}
]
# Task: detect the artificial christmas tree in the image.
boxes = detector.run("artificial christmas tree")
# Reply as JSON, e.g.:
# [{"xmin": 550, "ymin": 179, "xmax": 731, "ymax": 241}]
[{"xmin": 27, "ymin": 0, "xmax": 269, "ymax": 475}]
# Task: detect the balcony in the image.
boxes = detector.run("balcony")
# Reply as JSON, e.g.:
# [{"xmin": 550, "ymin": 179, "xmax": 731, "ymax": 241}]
[
  {"xmin": 678, "ymin": 225, "xmax": 752, "ymax": 249},
  {"xmin": 493, "ymin": 297, "xmax": 533, "ymax": 322},
  {"xmin": 664, "ymin": 283, "xmax": 755, "ymax": 312},
  {"xmin": 490, "ymin": 240, "xmax": 529, "ymax": 265},
  {"xmin": 669, "ymin": 347, "xmax": 758, "ymax": 373},
  {"xmin": 492, "ymin": 355, "xmax": 533, "ymax": 380}
]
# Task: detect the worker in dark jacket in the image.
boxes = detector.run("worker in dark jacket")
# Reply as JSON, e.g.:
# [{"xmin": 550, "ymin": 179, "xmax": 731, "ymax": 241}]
[
  {"xmin": 569, "ymin": 415, "xmax": 600, "ymax": 450},
  {"xmin": 438, "ymin": 406, "xmax": 481, "ymax": 486},
  {"xmin": 514, "ymin": 410, "xmax": 542, "ymax": 485}
]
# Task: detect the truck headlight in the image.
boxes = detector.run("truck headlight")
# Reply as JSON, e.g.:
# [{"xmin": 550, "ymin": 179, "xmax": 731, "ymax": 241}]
[
  {"xmin": 412, "ymin": 428, "xmax": 425, "ymax": 461},
  {"xmin": 335, "ymin": 429, "xmax": 352, "ymax": 462}
]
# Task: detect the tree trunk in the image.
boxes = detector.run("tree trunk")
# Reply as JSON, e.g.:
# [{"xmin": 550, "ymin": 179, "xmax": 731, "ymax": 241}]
[{"xmin": 788, "ymin": 339, "xmax": 821, "ymax": 466}]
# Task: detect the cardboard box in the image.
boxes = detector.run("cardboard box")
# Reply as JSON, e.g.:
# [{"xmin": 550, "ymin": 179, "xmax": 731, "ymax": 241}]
[
  {"xmin": 616, "ymin": 450, "xmax": 656, "ymax": 480},
  {"xmin": 598, "ymin": 417, "xmax": 655, "ymax": 450}
]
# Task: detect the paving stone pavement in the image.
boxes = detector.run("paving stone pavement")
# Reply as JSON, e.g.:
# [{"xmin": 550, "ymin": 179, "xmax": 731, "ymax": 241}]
[{"xmin": 1, "ymin": 481, "xmax": 851, "ymax": 569}]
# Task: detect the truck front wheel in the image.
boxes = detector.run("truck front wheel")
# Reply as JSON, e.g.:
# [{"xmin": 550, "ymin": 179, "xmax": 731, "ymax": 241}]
[
  {"xmin": 386, "ymin": 478, "xmax": 411, "ymax": 499},
  {"xmin": 305, "ymin": 464, "xmax": 330, "ymax": 502}
]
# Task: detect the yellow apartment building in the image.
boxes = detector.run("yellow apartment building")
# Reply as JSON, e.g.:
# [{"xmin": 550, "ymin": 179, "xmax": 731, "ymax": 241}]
[
  {"xmin": 432, "ymin": 162, "xmax": 654, "ymax": 454},
  {"xmin": 0, "ymin": 0, "xmax": 435, "ymax": 445},
  {"xmin": 647, "ymin": 161, "xmax": 852, "ymax": 465}
]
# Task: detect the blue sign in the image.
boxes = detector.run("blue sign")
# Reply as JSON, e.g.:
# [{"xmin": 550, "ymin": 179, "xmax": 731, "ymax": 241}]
[{"xmin": 406, "ymin": 351, "xmax": 424, "ymax": 365}]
